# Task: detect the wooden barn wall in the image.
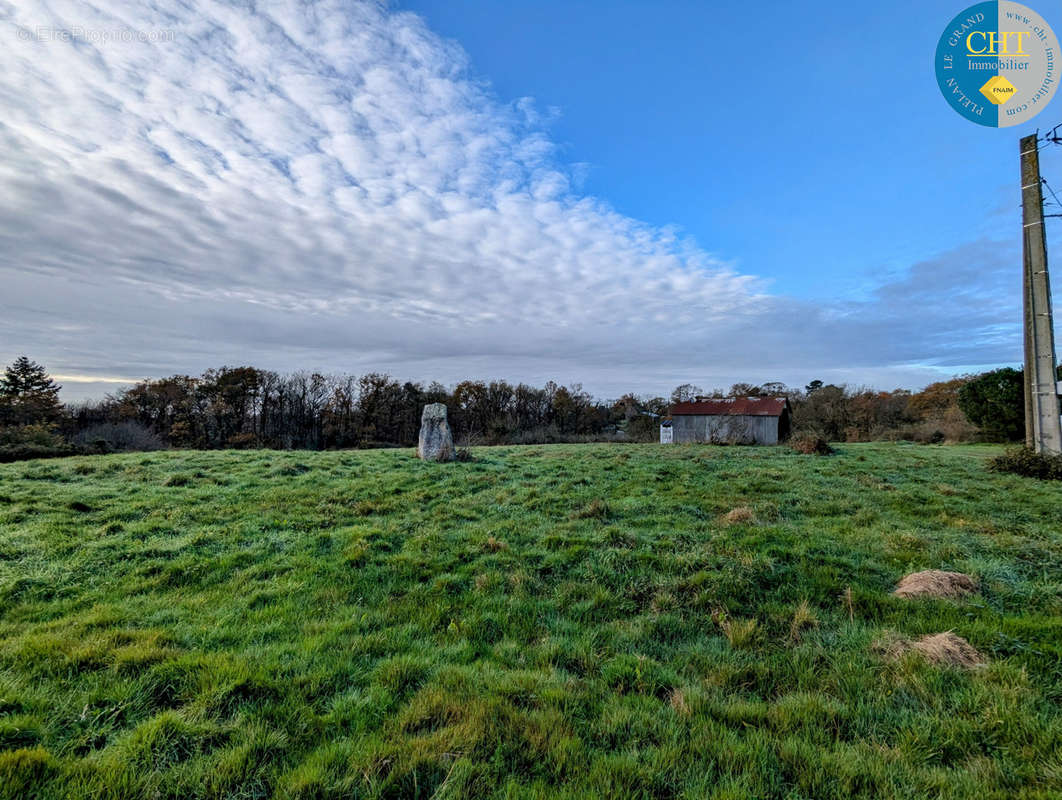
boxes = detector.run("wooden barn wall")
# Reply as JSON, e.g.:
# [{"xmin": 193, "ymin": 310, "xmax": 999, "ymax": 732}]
[{"xmin": 672, "ymin": 414, "xmax": 780, "ymax": 445}]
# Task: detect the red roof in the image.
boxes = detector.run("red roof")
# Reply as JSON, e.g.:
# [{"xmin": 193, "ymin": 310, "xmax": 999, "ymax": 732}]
[{"xmin": 670, "ymin": 396, "xmax": 789, "ymax": 417}]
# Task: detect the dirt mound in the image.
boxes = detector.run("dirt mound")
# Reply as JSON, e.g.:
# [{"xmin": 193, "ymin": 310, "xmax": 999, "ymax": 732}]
[
  {"xmin": 894, "ymin": 570, "xmax": 977, "ymax": 599},
  {"xmin": 880, "ymin": 631, "xmax": 986, "ymax": 669},
  {"xmin": 724, "ymin": 506, "xmax": 755, "ymax": 524},
  {"xmin": 912, "ymin": 633, "xmax": 986, "ymax": 668}
]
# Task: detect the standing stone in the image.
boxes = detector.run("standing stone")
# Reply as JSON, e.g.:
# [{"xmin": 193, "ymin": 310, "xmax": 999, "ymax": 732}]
[{"xmin": 417, "ymin": 403, "xmax": 455, "ymax": 462}]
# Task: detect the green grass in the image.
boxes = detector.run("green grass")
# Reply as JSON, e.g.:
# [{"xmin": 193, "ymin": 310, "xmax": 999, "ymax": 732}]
[{"xmin": 0, "ymin": 443, "xmax": 1061, "ymax": 799}]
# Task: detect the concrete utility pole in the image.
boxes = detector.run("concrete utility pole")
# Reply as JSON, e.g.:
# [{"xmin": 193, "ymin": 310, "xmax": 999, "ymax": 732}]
[{"xmin": 1019, "ymin": 134, "xmax": 1062, "ymax": 455}]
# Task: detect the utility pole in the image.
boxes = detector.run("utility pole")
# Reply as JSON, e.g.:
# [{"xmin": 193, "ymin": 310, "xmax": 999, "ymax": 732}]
[{"xmin": 1019, "ymin": 134, "xmax": 1062, "ymax": 455}]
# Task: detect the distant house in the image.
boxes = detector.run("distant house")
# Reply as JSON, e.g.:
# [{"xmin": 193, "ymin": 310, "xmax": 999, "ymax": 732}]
[{"xmin": 664, "ymin": 396, "xmax": 792, "ymax": 445}]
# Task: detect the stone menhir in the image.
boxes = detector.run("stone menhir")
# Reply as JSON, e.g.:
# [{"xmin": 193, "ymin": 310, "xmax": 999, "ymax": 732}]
[{"xmin": 417, "ymin": 403, "xmax": 455, "ymax": 462}]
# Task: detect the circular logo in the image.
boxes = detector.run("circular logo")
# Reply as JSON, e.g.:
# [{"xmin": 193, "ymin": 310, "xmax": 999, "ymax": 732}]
[{"xmin": 935, "ymin": 2, "xmax": 1059, "ymax": 126}]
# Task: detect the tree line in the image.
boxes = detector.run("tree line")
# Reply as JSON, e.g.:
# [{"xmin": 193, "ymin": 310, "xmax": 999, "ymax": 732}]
[
  {"xmin": 0, "ymin": 356, "xmax": 1043, "ymax": 459},
  {"xmin": 62, "ymin": 369, "xmax": 623, "ymax": 450}
]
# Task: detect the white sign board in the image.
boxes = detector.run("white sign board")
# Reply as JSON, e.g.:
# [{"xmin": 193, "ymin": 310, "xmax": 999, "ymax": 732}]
[{"xmin": 660, "ymin": 424, "xmax": 673, "ymax": 444}]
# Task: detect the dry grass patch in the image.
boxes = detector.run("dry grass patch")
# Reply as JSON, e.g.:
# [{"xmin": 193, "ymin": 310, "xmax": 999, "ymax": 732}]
[
  {"xmin": 483, "ymin": 536, "xmax": 507, "ymax": 553},
  {"xmin": 788, "ymin": 600, "xmax": 819, "ymax": 643},
  {"xmin": 879, "ymin": 631, "xmax": 986, "ymax": 669},
  {"xmin": 894, "ymin": 570, "xmax": 977, "ymax": 600},
  {"xmin": 718, "ymin": 616, "xmax": 759, "ymax": 649},
  {"xmin": 857, "ymin": 474, "xmax": 896, "ymax": 491},
  {"xmin": 723, "ymin": 506, "xmax": 755, "ymax": 525},
  {"xmin": 840, "ymin": 586, "xmax": 854, "ymax": 620},
  {"xmin": 570, "ymin": 498, "xmax": 610, "ymax": 520},
  {"xmin": 668, "ymin": 688, "xmax": 690, "ymax": 716}
]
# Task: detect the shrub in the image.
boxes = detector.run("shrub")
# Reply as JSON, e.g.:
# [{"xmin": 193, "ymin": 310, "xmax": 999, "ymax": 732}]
[
  {"xmin": 911, "ymin": 407, "xmax": 979, "ymax": 443},
  {"xmin": 0, "ymin": 439, "xmax": 77, "ymax": 463},
  {"xmin": 876, "ymin": 410, "xmax": 980, "ymax": 444},
  {"xmin": 958, "ymin": 368, "xmax": 1024, "ymax": 441},
  {"xmin": 225, "ymin": 432, "xmax": 257, "ymax": 449},
  {"xmin": 789, "ymin": 433, "xmax": 834, "ymax": 455},
  {"xmin": 73, "ymin": 421, "xmax": 164, "ymax": 452},
  {"xmin": 0, "ymin": 424, "xmax": 83, "ymax": 462},
  {"xmin": 0, "ymin": 424, "xmax": 65, "ymax": 448},
  {"xmin": 505, "ymin": 425, "xmax": 628, "ymax": 445},
  {"xmin": 987, "ymin": 447, "xmax": 1062, "ymax": 480}
]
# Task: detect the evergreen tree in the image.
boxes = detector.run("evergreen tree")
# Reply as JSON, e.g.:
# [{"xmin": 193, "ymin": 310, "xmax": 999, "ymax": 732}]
[
  {"xmin": 957, "ymin": 367, "xmax": 1024, "ymax": 442},
  {"xmin": 0, "ymin": 356, "xmax": 62, "ymax": 426}
]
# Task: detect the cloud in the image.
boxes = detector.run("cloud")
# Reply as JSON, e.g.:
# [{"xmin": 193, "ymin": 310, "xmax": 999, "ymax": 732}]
[{"xmin": 0, "ymin": 1, "xmax": 1027, "ymax": 400}]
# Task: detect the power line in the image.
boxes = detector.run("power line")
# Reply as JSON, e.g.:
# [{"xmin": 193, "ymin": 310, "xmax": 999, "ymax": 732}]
[
  {"xmin": 1042, "ymin": 176, "xmax": 1062, "ymax": 210},
  {"xmin": 1042, "ymin": 123, "xmax": 1062, "ymax": 146}
]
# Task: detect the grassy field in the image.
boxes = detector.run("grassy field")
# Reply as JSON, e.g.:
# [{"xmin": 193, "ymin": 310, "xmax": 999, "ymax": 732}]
[{"xmin": 0, "ymin": 443, "xmax": 1061, "ymax": 799}]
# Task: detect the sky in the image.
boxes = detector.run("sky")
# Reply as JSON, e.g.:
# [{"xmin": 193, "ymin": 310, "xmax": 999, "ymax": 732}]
[{"xmin": 2, "ymin": 0, "xmax": 1061, "ymax": 402}]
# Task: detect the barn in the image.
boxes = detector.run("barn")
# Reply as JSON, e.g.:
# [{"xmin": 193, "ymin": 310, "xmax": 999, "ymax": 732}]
[{"xmin": 665, "ymin": 396, "xmax": 791, "ymax": 445}]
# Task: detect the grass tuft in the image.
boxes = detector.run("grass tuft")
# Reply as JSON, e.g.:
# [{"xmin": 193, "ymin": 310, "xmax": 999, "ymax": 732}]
[
  {"xmin": 0, "ymin": 747, "xmax": 56, "ymax": 800},
  {"xmin": 788, "ymin": 599, "xmax": 819, "ymax": 642},
  {"xmin": 569, "ymin": 498, "xmax": 610, "ymax": 520},
  {"xmin": 483, "ymin": 536, "xmax": 507, "ymax": 553},
  {"xmin": 719, "ymin": 615, "xmax": 760, "ymax": 649}
]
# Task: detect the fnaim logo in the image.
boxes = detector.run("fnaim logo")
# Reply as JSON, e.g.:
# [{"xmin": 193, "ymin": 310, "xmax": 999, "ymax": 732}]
[{"xmin": 935, "ymin": 1, "xmax": 1058, "ymax": 127}]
